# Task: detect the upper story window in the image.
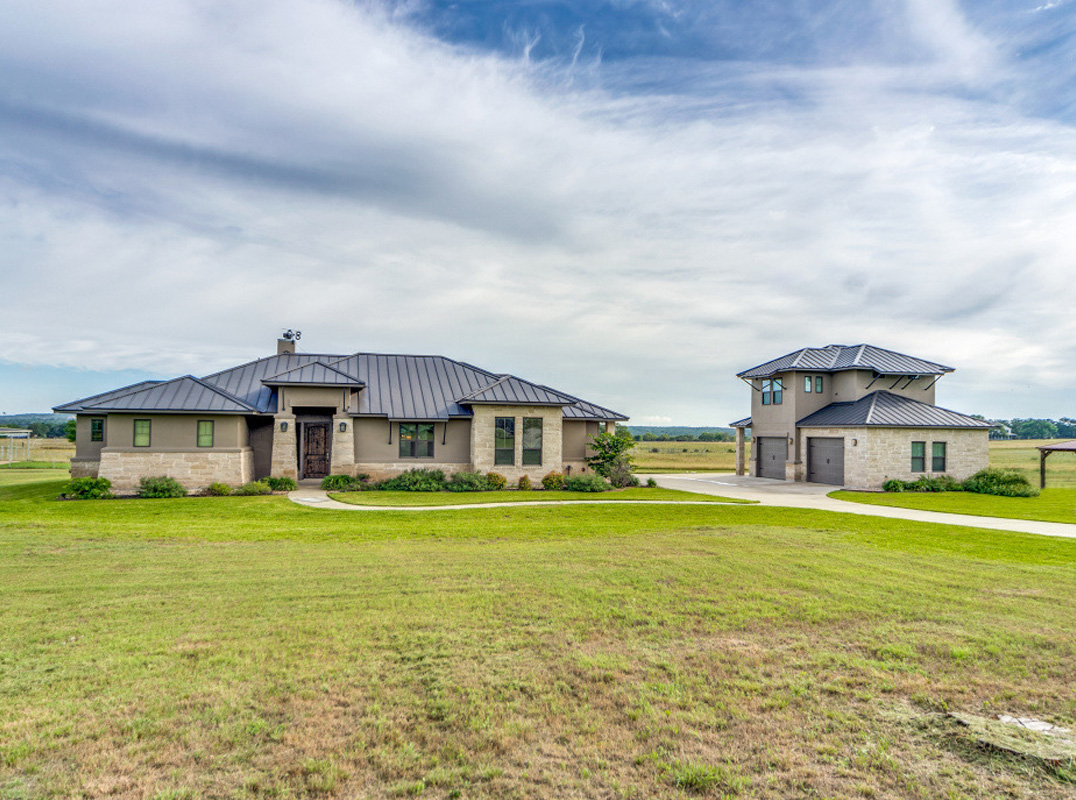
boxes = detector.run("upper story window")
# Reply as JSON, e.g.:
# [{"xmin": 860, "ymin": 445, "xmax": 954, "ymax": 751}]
[
  {"xmin": 761, "ymin": 378, "xmax": 783, "ymax": 406},
  {"xmin": 522, "ymin": 418, "xmax": 543, "ymax": 466},
  {"xmin": 815, "ymin": 376, "xmax": 823, "ymax": 393},
  {"xmin": 197, "ymin": 420, "xmax": 214, "ymax": 448},
  {"xmin": 399, "ymin": 423, "xmax": 434, "ymax": 458},
  {"xmin": 911, "ymin": 441, "xmax": 925, "ymax": 473},
  {"xmin": 90, "ymin": 418, "xmax": 104, "ymax": 442},
  {"xmin": 932, "ymin": 442, "xmax": 947, "ymax": 472},
  {"xmin": 803, "ymin": 375, "xmax": 824, "ymax": 393},
  {"xmin": 495, "ymin": 417, "xmax": 515, "ymax": 465},
  {"xmin": 133, "ymin": 419, "xmax": 151, "ymax": 447}
]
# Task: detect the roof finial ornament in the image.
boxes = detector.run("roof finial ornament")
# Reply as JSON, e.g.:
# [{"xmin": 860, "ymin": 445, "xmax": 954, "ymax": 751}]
[{"xmin": 282, "ymin": 329, "xmax": 302, "ymax": 342}]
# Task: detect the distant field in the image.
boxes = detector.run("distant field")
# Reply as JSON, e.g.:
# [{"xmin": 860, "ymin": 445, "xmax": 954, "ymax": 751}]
[
  {"xmin": 0, "ymin": 438, "xmax": 73, "ymax": 467},
  {"xmin": 990, "ymin": 439, "xmax": 1076, "ymax": 488}
]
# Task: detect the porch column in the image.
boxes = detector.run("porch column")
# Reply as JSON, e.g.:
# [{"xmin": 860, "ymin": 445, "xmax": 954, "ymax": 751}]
[
  {"xmin": 330, "ymin": 415, "xmax": 356, "ymax": 476},
  {"xmin": 605, "ymin": 421, "xmax": 616, "ymax": 434},
  {"xmin": 735, "ymin": 427, "xmax": 745, "ymax": 476},
  {"xmin": 270, "ymin": 414, "xmax": 297, "ymax": 479}
]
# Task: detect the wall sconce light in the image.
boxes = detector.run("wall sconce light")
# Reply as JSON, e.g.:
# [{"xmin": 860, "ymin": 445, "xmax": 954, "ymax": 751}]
[
  {"xmin": 280, "ymin": 421, "xmax": 288, "ymax": 432},
  {"xmin": 339, "ymin": 421, "xmax": 347, "ymax": 433},
  {"xmin": 852, "ymin": 439, "xmax": 858, "ymax": 446},
  {"xmin": 788, "ymin": 436, "xmax": 794, "ymax": 445}
]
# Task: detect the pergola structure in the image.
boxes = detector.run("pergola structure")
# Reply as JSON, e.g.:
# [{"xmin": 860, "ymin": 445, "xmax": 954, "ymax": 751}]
[
  {"xmin": 1036, "ymin": 440, "xmax": 1076, "ymax": 488},
  {"xmin": 0, "ymin": 428, "xmax": 32, "ymax": 464}
]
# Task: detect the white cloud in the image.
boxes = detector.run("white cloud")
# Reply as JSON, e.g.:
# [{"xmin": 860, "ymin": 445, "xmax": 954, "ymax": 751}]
[{"xmin": 1, "ymin": 0, "xmax": 1075, "ymax": 421}]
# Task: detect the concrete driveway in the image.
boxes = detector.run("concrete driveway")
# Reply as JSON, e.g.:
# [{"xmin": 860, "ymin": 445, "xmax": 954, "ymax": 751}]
[{"xmin": 652, "ymin": 472, "xmax": 1076, "ymax": 540}]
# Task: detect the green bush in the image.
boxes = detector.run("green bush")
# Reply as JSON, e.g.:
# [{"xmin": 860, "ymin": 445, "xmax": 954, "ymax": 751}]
[
  {"xmin": 645, "ymin": 477, "xmax": 658, "ymax": 488},
  {"xmin": 62, "ymin": 477, "xmax": 112, "ymax": 500},
  {"xmin": 205, "ymin": 482, "xmax": 233, "ymax": 496},
  {"xmin": 905, "ymin": 476, "xmax": 948, "ymax": 492},
  {"xmin": 138, "ymin": 476, "xmax": 187, "ymax": 499},
  {"xmin": 517, "ymin": 475, "xmax": 532, "ymax": 491},
  {"xmin": 606, "ymin": 455, "xmax": 639, "ymax": 488},
  {"xmin": 233, "ymin": 480, "xmax": 272, "ymax": 496},
  {"xmin": 378, "ymin": 468, "xmax": 447, "ymax": 492},
  {"xmin": 963, "ymin": 467, "xmax": 1039, "ymax": 497},
  {"xmin": 564, "ymin": 474, "xmax": 611, "ymax": 492},
  {"xmin": 322, "ymin": 474, "xmax": 360, "ymax": 491},
  {"xmin": 541, "ymin": 471, "xmax": 565, "ymax": 491},
  {"xmin": 446, "ymin": 471, "xmax": 490, "ymax": 492},
  {"xmin": 265, "ymin": 476, "xmax": 297, "ymax": 492},
  {"xmin": 485, "ymin": 471, "xmax": 507, "ymax": 490}
]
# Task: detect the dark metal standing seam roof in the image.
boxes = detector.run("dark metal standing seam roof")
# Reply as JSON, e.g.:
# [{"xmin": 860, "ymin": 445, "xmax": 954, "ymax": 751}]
[
  {"xmin": 458, "ymin": 375, "xmax": 578, "ymax": 406},
  {"xmin": 796, "ymin": 391, "xmax": 990, "ymax": 429},
  {"xmin": 82, "ymin": 375, "xmax": 258, "ymax": 414},
  {"xmin": 262, "ymin": 361, "xmax": 365, "ymax": 386},
  {"xmin": 53, "ymin": 380, "xmax": 164, "ymax": 413},
  {"xmin": 201, "ymin": 353, "xmax": 337, "ymax": 412},
  {"xmin": 737, "ymin": 344, "xmax": 954, "ymax": 379}
]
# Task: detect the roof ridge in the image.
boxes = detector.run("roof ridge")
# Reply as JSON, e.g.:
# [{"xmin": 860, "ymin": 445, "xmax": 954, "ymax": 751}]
[
  {"xmin": 263, "ymin": 359, "xmax": 363, "ymax": 382},
  {"xmin": 865, "ymin": 390, "xmax": 880, "ymax": 424},
  {"xmin": 456, "ymin": 374, "xmax": 512, "ymax": 402},
  {"xmin": 186, "ymin": 375, "xmax": 260, "ymax": 411}
]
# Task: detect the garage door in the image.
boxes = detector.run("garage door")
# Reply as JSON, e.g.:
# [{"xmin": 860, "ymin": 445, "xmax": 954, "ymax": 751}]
[
  {"xmin": 755, "ymin": 437, "xmax": 787, "ymax": 480},
  {"xmin": 807, "ymin": 437, "xmax": 844, "ymax": 486}
]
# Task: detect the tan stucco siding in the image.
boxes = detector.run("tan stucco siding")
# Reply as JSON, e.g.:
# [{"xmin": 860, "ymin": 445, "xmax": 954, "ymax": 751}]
[
  {"xmin": 103, "ymin": 414, "xmax": 247, "ymax": 450},
  {"xmin": 280, "ymin": 386, "xmax": 349, "ymax": 413},
  {"xmin": 470, "ymin": 404, "xmax": 564, "ymax": 481},
  {"xmin": 74, "ymin": 414, "xmax": 108, "ymax": 460},
  {"xmin": 831, "ymin": 370, "xmax": 937, "ymax": 405},
  {"xmin": 798, "ymin": 426, "xmax": 988, "ymax": 490},
  {"xmin": 562, "ymin": 420, "xmax": 600, "ymax": 461}
]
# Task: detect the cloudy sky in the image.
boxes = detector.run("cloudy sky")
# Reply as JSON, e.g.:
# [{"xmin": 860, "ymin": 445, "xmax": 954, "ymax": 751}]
[{"xmin": 2, "ymin": 0, "xmax": 1075, "ymax": 423}]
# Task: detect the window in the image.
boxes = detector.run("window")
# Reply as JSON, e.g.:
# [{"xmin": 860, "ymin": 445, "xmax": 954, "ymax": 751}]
[
  {"xmin": 815, "ymin": 376, "xmax": 823, "ymax": 393},
  {"xmin": 90, "ymin": 418, "xmax": 104, "ymax": 442},
  {"xmin": 932, "ymin": 441, "xmax": 947, "ymax": 472},
  {"xmin": 522, "ymin": 418, "xmax": 542, "ymax": 466},
  {"xmin": 134, "ymin": 419, "xmax": 151, "ymax": 447},
  {"xmin": 399, "ymin": 423, "xmax": 435, "ymax": 458},
  {"xmin": 911, "ymin": 441, "xmax": 925, "ymax": 473},
  {"xmin": 762, "ymin": 378, "xmax": 783, "ymax": 406},
  {"xmin": 495, "ymin": 417, "xmax": 515, "ymax": 465},
  {"xmin": 197, "ymin": 420, "xmax": 214, "ymax": 448},
  {"xmin": 804, "ymin": 375, "xmax": 812, "ymax": 393}
]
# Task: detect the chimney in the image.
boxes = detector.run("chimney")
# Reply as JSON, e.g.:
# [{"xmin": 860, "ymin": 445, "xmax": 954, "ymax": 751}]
[{"xmin": 277, "ymin": 338, "xmax": 296, "ymax": 355}]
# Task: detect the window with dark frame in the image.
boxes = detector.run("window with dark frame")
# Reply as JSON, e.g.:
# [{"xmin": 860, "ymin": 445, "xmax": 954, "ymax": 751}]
[
  {"xmin": 932, "ymin": 441, "xmax": 947, "ymax": 472},
  {"xmin": 761, "ymin": 377, "xmax": 783, "ymax": 405},
  {"xmin": 804, "ymin": 375, "xmax": 812, "ymax": 393},
  {"xmin": 815, "ymin": 376, "xmax": 823, "ymax": 393},
  {"xmin": 495, "ymin": 417, "xmax": 515, "ymax": 465},
  {"xmin": 399, "ymin": 423, "xmax": 435, "ymax": 458},
  {"xmin": 133, "ymin": 419, "xmax": 151, "ymax": 448},
  {"xmin": 522, "ymin": 418, "xmax": 542, "ymax": 466},
  {"xmin": 90, "ymin": 418, "xmax": 104, "ymax": 442},
  {"xmin": 197, "ymin": 420, "xmax": 214, "ymax": 448},
  {"xmin": 911, "ymin": 441, "xmax": 925, "ymax": 472}
]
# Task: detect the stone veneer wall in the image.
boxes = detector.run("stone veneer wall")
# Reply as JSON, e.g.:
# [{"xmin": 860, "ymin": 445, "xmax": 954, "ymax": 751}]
[
  {"xmin": 270, "ymin": 414, "xmax": 297, "ymax": 479},
  {"xmin": 798, "ymin": 427, "xmax": 988, "ymax": 490},
  {"xmin": 98, "ymin": 449, "xmax": 254, "ymax": 490},
  {"xmin": 70, "ymin": 458, "xmax": 100, "ymax": 479},
  {"xmin": 470, "ymin": 404, "xmax": 564, "ymax": 482}
]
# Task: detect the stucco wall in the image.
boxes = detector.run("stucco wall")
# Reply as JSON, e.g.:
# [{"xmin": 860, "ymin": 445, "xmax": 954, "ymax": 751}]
[
  {"xmin": 470, "ymin": 404, "xmax": 564, "ymax": 481},
  {"xmin": 280, "ymin": 386, "xmax": 350, "ymax": 414},
  {"xmin": 74, "ymin": 414, "xmax": 107, "ymax": 461},
  {"xmin": 562, "ymin": 419, "xmax": 601, "ymax": 474},
  {"xmin": 798, "ymin": 426, "xmax": 988, "ymax": 490},
  {"xmin": 104, "ymin": 414, "xmax": 247, "ymax": 450}
]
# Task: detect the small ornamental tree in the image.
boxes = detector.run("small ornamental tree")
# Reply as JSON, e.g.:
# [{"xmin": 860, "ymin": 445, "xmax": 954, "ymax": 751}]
[
  {"xmin": 585, "ymin": 426, "xmax": 636, "ymax": 484},
  {"xmin": 64, "ymin": 419, "xmax": 77, "ymax": 443}
]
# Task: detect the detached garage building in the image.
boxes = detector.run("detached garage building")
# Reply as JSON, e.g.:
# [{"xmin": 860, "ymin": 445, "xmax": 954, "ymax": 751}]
[{"xmin": 730, "ymin": 344, "xmax": 990, "ymax": 490}]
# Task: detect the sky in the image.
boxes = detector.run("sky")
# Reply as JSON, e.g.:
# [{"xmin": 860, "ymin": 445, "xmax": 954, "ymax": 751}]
[{"xmin": 1, "ymin": 0, "xmax": 1075, "ymax": 424}]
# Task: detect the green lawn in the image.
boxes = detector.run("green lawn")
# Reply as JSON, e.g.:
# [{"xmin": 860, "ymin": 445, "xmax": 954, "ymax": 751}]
[
  {"xmin": 831, "ymin": 487, "xmax": 1076, "ymax": 525},
  {"xmin": 328, "ymin": 487, "xmax": 752, "ymax": 506},
  {"xmin": 2, "ymin": 471, "xmax": 1076, "ymax": 799}
]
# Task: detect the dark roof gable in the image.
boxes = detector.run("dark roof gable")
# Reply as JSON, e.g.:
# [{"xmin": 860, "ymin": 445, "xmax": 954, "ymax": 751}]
[
  {"xmin": 738, "ymin": 344, "xmax": 954, "ymax": 379},
  {"xmin": 797, "ymin": 391, "xmax": 990, "ymax": 429}
]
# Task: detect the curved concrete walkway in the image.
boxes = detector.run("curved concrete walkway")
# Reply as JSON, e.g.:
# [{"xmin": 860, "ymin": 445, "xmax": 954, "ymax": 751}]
[
  {"xmin": 287, "ymin": 477, "xmax": 1076, "ymax": 540},
  {"xmin": 651, "ymin": 473, "xmax": 1076, "ymax": 540},
  {"xmin": 287, "ymin": 486, "xmax": 741, "ymax": 512}
]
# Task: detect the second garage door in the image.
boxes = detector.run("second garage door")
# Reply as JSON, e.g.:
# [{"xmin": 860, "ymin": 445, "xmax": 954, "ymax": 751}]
[
  {"xmin": 807, "ymin": 437, "xmax": 844, "ymax": 485},
  {"xmin": 755, "ymin": 437, "xmax": 788, "ymax": 480}
]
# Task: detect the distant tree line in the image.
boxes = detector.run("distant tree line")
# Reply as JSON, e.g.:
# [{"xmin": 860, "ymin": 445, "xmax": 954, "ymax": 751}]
[
  {"xmin": 629, "ymin": 431, "xmax": 735, "ymax": 442},
  {"xmin": 986, "ymin": 418, "xmax": 1076, "ymax": 440},
  {"xmin": 0, "ymin": 420, "xmax": 72, "ymax": 439}
]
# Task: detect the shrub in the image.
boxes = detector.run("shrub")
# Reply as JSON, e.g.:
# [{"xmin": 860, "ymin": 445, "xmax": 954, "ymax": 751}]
[
  {"xmin": 517, "ymin": 475, "xmax": 532, "ymax": 491},
  {"xmin": 63, "ymin": 477, "xmax": 112, "ymax": 500},
  {"xmin": 645, "ymin": 477, "xmax": 658, "ymax": 488},
  {"xmin": 205, "ymin": 482, "xmax": 233, "ymax": 496},
  {"xmin": 606, "ymin": 455, "xmax": 639, "ymax": 488},
  {"xmin": 564, "ymin": 474, "xmax": 611, "ymax": 492},
  {"xmin": 541, "ymin": 471, "xmax": 565, "ymax": 491},
  {"xmin": 882, "ymin": 479, "xmax": 905, "ymax": 493},
  {"xmin": 378, "ymin": 468, "xmax": 447, "ymax": 492},
  {"xmin": 322, "ymin": 474, "xmax": 362, "ymax": 491},
  {"xmin": 906, "ymin": 476, "xmax": 947, "ymax": 492},
  {"xmin": 446, "ymin": 471, "xmax": 490, "ymax": 492},
  {"xmin": 485, "ymin": 471, "xmax": 507, "ymax": 490},
  {"xmin": 963, "ymin": 467, "xmax": 1039, "ymax": 497},
  {"xmin": 585, "ymin": 427, "xmax": 635, "ymax": 478},
  {"xmin": 265, "ymin": 476, "xmax": 297, "ymax": 492},
  {"xmin": 233, "ymin": 480, "xmax": 272, "ymax": 496},
  {"xmin": 138, "ymin": 476, "xmax": 187, "ymax": 499}
]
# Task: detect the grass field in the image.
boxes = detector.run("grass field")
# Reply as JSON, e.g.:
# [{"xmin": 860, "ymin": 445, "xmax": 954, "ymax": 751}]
[
  {"xmin": 0, "ymin": 438, "xmax": 74, "ymax": 468},
  {"xmin": 2, "ymin": 470, "xmax": 1076, "ymax": 799},
  {"xmin": 832, "ymin": 487, "xmax": 1076, "ymax": 525},
  {"xmin": 328, "ymin": 488, "xmax": 753, "ymax": 506},
  {"xmin": 633, "ymin": 441, "xmax": 745, "ymax": 472}
]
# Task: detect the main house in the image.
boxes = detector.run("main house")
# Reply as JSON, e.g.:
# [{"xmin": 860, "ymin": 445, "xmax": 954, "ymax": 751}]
[
  {"xmin": 731, "ymin": 344, "xmax": 990, "ymax": 489},
  {"xmin": 55, "ymin": 338, "xmax": 628, "ymax": 489}
]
